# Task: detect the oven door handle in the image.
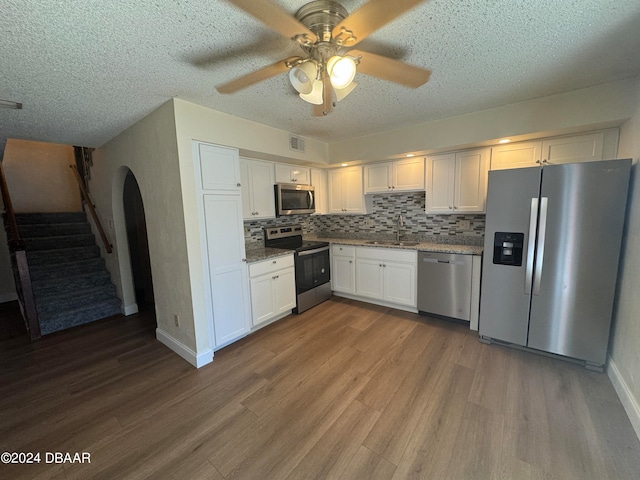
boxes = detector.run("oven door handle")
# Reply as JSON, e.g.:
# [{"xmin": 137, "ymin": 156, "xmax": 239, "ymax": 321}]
[{"xmin": 297, "ymin": 245, "xmax": 330, "ymax": 256}]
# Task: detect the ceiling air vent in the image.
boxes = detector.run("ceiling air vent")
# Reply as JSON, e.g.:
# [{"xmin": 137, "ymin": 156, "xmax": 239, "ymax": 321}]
[{"xmin": 289, "ymin": 134, "xmax": 305, "ymax": 153}]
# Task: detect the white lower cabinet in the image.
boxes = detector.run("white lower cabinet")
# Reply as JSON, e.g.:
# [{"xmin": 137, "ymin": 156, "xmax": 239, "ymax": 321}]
[
  {"xmin": 331, "ymin": 245, "xmax": 356, "ymax": 294},
  {"xmin": 355, "ymin": 247, "xmax": 417, "ymax": 308},
  {"xmin": 249, "ymin": 254, "xmax": 296, "ymax": 328}
]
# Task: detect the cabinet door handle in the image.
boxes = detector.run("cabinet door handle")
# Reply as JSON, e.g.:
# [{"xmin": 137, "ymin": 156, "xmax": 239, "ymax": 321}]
[
  {"xmin": 272, "ymin": 275, "xmax": 279, "ymax": 280},
  {"xmin": 242, "ymin": 258, "xmax": 246, "ymax": 262},
  {"xmin": 237, "ymin": 183, "xmax": 241, "ymax": 187}
]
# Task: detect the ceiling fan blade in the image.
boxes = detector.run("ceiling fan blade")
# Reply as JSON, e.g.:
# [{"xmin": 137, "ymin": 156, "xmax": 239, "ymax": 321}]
[
  {"xmin": 227, "ymin": 0, "xmax": 317, "ymax": 44},
  {"xmin": 332, "ymin": 0, "xmax": 427, "ymax": 46},
  {"xmin": 215, "ymin": 57, "xmax": 295, "ymax": 94},
  {"xmin": 349, "ymin": 49, "xmax": 431, "ymax": 88}
]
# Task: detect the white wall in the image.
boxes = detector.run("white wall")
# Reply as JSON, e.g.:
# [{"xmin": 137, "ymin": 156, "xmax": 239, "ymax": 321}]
[
  {"xmin": 329, "ymin": 78, "xmax": 638, "ymax": 164},
  {"xmin": 609, "ymin": 77, "xmax": 640, "ymax": 440}
]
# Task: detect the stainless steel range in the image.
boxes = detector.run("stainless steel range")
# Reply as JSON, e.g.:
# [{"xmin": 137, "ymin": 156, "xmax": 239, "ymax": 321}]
[{"xmin": 264, "ymin": 224, "xmax": 331, "ymax": 313}]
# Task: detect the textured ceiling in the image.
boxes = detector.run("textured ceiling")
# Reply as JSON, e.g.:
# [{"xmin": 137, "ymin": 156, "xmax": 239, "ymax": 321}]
[{"xmin": 2, "ymin": 0, "xmax": 640, "ymax": 149}]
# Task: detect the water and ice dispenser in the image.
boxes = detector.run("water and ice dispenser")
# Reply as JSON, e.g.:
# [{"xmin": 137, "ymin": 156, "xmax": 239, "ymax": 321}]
[{"xmin": 493, "ymin": 232, "xmax": 524, "ymax": 266}]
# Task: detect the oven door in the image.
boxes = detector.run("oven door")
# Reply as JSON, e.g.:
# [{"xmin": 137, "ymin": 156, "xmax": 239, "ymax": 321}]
[{"xmin": 295, "ymin": 246, "xmax": 330, "ymax": 294}]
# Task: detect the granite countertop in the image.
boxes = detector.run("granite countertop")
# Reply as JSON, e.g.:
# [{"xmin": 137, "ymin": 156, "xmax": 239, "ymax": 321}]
[
  {"xmin": 305, "ymin": 236, "xmax": 484, "ymax": 256},
  {"xmin": 245, "ymin": 235, "xmax": 483, "ymax": 262},
  {"xmin": 245, "ymin": 245, "xmax": 295, "ymax": 263}
]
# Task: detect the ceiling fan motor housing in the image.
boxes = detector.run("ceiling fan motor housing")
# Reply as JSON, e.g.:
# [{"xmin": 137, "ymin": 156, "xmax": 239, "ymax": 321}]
[{"xmin": 295, "ymin": 0, "xmax": 348, "ymax": 42}]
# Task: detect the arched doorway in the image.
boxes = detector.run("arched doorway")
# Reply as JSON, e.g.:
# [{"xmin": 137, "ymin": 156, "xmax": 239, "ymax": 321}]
[{"xmin": 123, "ymin": 171, "xmax": 154, "ymax": 311}]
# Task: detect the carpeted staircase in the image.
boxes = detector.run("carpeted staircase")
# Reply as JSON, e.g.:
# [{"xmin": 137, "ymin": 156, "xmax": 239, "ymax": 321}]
[{"xmin": 16, "ymin": 212, "xmax": 121, "ymax": 335}]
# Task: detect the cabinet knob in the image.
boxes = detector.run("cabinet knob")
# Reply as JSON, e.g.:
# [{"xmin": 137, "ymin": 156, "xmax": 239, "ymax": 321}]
[
  {"xmin": 272, "ymin": 260, "xmax": 277, "ymax": 264},
  {"xmin": 237, "ymin": 183, "xmax": 241, "ymax": 187},
  {"xmin": 449, "ymin": 206, "xmax": 453, "ymax": 210},
  {"xmin": 453, "ymin": 206, "xmax": 457, "ymax": 210},
  {"xmin": 255, "ymin": 211, "xmax": 259, "ymax": 215},
  {"xmin": 349, "ymin": 260, "xmax": 352, "ymax": 263},
  {"xmin": 241, "ymin": 258, "xmax": 246, "ymax": 262},
  {"xmin": 379, "ymin": 264, "xmax": 383, "ymax": 267},
  {"xmin": 542, "ymin": 159, "xmax": 548, "ymax": 164},
  {"xmin": 388, "ymin": 186, "xmax": 391, "ymax": 189},
  {"xmin": 535, "ymin": 160, "xmax": 541, "ymax": 164}
]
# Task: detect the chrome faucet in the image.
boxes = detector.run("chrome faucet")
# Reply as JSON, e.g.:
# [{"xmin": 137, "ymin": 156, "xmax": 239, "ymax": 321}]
[{"xmin": 396, "ymin": 214, "xmax": 404, "ymax": 242}]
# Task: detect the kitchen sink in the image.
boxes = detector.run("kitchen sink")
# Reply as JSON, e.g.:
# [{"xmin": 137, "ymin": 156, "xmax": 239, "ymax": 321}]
[{"xmin": 365, "ymin": 241, "xmax": 419, "ymax": 247}]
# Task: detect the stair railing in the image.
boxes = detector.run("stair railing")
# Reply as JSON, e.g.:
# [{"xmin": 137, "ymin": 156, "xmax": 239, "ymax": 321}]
[
  {"xmin": 69, "ymin": 164, "xmax": 113, "ymax": 254},
  {"xmin": 0, "ymin": 160, "xmax": 41, "ymax": 339}
]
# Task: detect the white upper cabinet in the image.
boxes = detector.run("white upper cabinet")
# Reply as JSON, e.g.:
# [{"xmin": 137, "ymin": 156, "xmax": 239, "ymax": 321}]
[
  {"xmin": 274, "ymin": 163, "xmax": 310, "ymax": 185},
  {"xmin": 426, "ymin": 148, "xmax": 490, "ymax": 214},
  {"xmin": 393, "ymin": 157, "xmax": 425, "ymax": 191},
  {"xmin": 328, "ymin": 166, "xmax": 370, "ymax": 214},
  {"xmin": 197, "ymin": 143, "xmax": 241, "ymax": 192},
  {"xmin": 491, "ymin": 141, "xmax": 542, "ymax": 170},
  {"xmin": 364, "ymin": 162, "xmax": 392, "ymax": 193},
  {"xmin": 491, "ymin": 130, "xmax": 617, "ymax": 170},
  {"xmin": 310, "ymin": 168, "xmax": 328, "ymax": 215},
  {"xmin": 541, "ymin": 132, "xmax": 605, "ymax": 165},
  {"xmin": 240, "ymin": 158, "xmax": 276, "ymax": 220},
  {"xmin": 363, "ymin": 157, "xmax": 425, "ymax": 194}
]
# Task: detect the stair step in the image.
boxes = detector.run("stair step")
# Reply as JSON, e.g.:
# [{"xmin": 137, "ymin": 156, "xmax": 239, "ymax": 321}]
[
  {"xmin": 38, "ymin": 299, "xmax": 122, "ymax": 336},
  {"xmin": 36, "ymin": 284, "xmax": 118, "ymax": 317},
  {"xmin": 19, "ymin": 222, "xmax": 92, "ymax": 238},
  {"xmin": 24, "ymin": 234, "xmax": 96, "ymax": 251},
  {"xmin": 15, "ymin": 212, "xmax": 88, "ymax": 225},
  {"xmin": 26, "ymin": 246, "xmax": 100, "ymax": 266},
  {"xmin": 32, "ymin": 271, "xmax": 112, "ymax": 298},
  {"xmin": 28, "ymin": 258, "xmax": 106, "ymax": 281}
]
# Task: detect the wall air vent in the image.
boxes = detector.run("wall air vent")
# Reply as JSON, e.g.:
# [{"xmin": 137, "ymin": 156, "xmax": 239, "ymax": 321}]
[{"xmin": 289, "ymin": 134, "xmax": 305, "ymax": 153}]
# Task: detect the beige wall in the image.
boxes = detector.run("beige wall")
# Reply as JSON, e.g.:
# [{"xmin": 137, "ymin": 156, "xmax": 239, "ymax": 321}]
[
  {"xmin": 2, "ymin": 139, "xmax": 81, "ymax": 212},
  {"xmin": 610, "ymin": 77, "xmax": 640, "ymax": 438},
  {"xmin": 89, "ymin": 101, "xmax": 201, "ymax": 353},
  {"xmin": 329, "ymin": 78, "xmax": 638, "ymax": 164}
]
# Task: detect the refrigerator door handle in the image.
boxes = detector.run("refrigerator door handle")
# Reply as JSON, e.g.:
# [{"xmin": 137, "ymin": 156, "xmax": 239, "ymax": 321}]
[
  {"xmin": 525, "ymin": 198, "xmax": 538, "ymax": 295},
  {"xmin": 533, "ymin": 197, "xmax": 548, "ymax": 295}
]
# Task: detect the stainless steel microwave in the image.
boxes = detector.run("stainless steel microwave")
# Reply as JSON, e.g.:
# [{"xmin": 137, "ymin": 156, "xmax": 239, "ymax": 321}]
[{"xmin": 275, "ymin": 183, "xmax": 315, "ymax": 216}]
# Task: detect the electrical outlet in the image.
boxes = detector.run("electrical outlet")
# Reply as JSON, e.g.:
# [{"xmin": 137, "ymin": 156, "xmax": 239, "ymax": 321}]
[
  {"xmin": 459, "ymin": 220, "xmax": 471, "ymax": 230},
  {"xmin": 174, "ymin": 314, "xmax": 179, "ymax": 327},
  {"xmin": 363, "ymin": 218, "xmax": 375, "ymax": 227}
]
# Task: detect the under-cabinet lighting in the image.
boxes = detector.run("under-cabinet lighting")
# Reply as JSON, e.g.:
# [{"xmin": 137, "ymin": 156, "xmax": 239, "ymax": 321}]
[
  {"xmin": 498, "ymin": 139, "xmax": 511, "ymax": 144},
  {"xmin": 341, "ymin": 163, "xmax": 349, "ymax": 167},
  {"xmin": 405, "ymin": 153, "xmax": 416, "ymax": 157}
]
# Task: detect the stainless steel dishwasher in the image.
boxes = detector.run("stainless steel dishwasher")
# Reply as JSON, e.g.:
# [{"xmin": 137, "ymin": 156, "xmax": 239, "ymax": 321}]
[{"xmin": 418, "ymin": 251, "xmax": 473, "ymax": 321}]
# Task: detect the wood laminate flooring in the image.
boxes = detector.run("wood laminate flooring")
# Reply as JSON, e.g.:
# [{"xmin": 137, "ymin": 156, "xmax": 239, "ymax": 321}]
[{"xmin": 1, "ymin": 297, "xmax": 639, "ymax": 479}]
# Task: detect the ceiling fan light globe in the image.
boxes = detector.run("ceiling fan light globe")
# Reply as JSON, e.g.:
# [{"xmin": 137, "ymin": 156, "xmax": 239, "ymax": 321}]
[
  {"xmin": 289, "ymin": 61, "xmax": 317, "ymax": 94},
  {"xmin": 334, "ymin": 81, "xmax": 357, "ymax": 102},
  {"xmin": 299, "ymin": 79, "xmax": 324, "ymax": 105},
  {"xmin": 327, "ymin": 55, "xmax": 356, "ymax": 89}
]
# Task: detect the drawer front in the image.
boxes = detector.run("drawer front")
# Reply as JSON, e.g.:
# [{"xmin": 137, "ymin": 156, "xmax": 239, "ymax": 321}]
[
  {"xmin": 332, "ymin": 244, "xmax": 355, "ymax": 257},
  {"xmin": 356, "ymin": 246, "xmax": 416, "ymax": 263},
  {"xmin": 249, "ymin": 254, "xmax": 295, "ymax": 277}
]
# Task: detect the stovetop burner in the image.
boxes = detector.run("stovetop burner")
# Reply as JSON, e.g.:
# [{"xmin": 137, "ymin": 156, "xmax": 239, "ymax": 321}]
[{"xmin": 263, "ymin": 224, "xmax": 328, "ymax": 252}]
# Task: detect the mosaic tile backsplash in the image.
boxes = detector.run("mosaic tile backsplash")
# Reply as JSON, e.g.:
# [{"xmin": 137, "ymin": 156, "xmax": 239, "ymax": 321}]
[{"xmin": 245, "ymin": 192, "xmax": 485, "ymax": 246}]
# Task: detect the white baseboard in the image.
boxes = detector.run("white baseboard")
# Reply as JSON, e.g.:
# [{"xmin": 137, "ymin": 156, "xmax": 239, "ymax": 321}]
[
  {"xmin": 123, "ymin": 303, "xmax": 138, "ymax": 316},
  {"xmin": 0, "ymin": 292, "xmax": 18, "ymax": 303},
  {"xmin": 607, "ymin": 357, "xmax": 640, "ymax": 441},
  {"xmin": 156, "ymin": 328, "xmax": 213, "ymax": 368}
]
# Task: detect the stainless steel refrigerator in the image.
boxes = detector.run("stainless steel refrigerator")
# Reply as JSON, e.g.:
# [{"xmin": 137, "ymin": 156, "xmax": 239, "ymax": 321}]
[{"xmin": 479, "ymin": 159, "xmax": 631, "ymax": 369}]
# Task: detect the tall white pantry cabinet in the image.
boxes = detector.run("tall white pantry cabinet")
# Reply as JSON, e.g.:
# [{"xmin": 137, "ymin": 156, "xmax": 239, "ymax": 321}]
[{"xmin": 193, "ymin": 142, "xmax": 251, "ymax": 350}]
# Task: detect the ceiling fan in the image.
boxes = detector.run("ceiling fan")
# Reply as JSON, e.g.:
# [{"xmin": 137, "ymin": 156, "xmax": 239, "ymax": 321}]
[{"xmin": 216, "ymin": 0, "xmax": 432, "ymax": 116}]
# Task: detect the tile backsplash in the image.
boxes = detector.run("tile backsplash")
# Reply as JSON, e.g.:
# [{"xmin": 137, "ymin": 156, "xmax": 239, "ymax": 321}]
[{"xmin": 245, "ymin": 192, "xmax": 485, "ymax": 245}]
